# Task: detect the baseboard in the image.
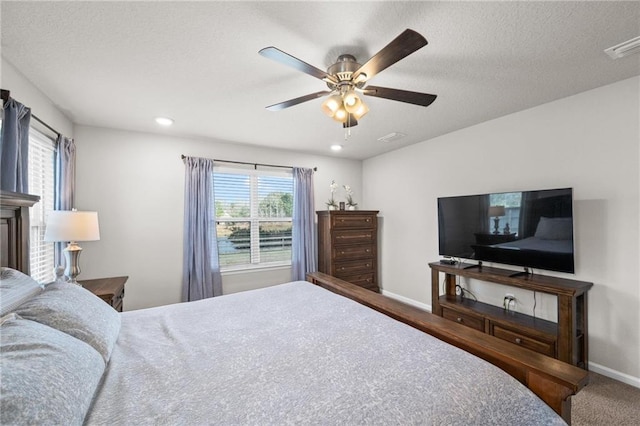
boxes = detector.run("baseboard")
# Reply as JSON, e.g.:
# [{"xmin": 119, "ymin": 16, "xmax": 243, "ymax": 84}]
[
  {"xmin": 589, "ymin": 362, "xmax": 640, "ymax": 389},
  {"xmin": 381, "ymin": 289, "xmax": 432, "ymax": 312},
  {"xmin": 382, "ymin": 290, "xmax": 640, "ymax": 390}
]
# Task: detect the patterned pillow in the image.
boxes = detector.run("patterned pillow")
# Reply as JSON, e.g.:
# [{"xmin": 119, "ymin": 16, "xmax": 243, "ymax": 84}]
[
  {"xmin": 0, "ymin": 267, "xmax": 44, "ymax": 316},
  {"xmin": 0, "ymin": 313, "xmax": 105, "ymax": 425},
  {"xmin": 14, "ymin": 282, "xmax": 121, "ymax": 363}
]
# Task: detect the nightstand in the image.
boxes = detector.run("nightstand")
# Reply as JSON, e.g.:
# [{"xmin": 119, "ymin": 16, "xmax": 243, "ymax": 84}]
[
  {"xmin": 474, "ymin": 233, "xmax": 517, "ymax": 245},
  {"xmin": 79, "ymin": 276, "xmax": 128, "ymax": 312}
]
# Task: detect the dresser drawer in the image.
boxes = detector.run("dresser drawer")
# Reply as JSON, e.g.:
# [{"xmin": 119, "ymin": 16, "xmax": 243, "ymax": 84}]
[
  {"xmin": 334, "ymin": 260, "xmax": 375, "ymax": 277},
  {"xmin": 492, "ymin": 325, "xmax": 556, "ymax": 357},
  {"xmin": 442, "ymin": 307, "xmax": 485, "ymax": 332},
  {"xmin": 331, "ymin": 214, "xmax": 376, "ymax": 229},
  {"xmin": 333, "ymin": 230, "xmax": 375, "ymax": 245},
  {"xmin": 345, "ymin": 273, "xmax": 377, "ymax": 290},
  {"xmin": 332, "ymin": 244, "xmax": 374, "ymax": 260}
]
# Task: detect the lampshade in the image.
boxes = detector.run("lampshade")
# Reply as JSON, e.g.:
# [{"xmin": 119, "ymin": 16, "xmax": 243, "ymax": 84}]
[
  {"xmin": 488, "ymin": 205, "xmax": 506, "ymax": 218},
  {"xmin": 44, "ymin": 211, "xmax": 101, "ymax": 242},
  {"xmin": 321, "ymin": 95, "xmax": 343, "ymax": 117},
  {"xmin": 332, "ymin": 105, "xmax": 348, "ymax": 123},
  {"xmin": 343, "ymin": 90, "xmax": 361, "ymax": 112},
  {"xmin": 351, "ymin": 102, "xmax": 370, "ymax": 120}
]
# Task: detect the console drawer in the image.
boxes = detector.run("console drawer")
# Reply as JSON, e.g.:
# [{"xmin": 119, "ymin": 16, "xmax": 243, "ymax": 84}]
[
  {"xmin": 442, "ymin": 307, "xmax": 485, "ymax": 332},
  {"xmin": 492, "ymin": 325, "xmax": 556, "ymax": 357}
]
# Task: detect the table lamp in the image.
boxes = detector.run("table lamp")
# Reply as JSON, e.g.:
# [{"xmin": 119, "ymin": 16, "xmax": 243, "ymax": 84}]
[
  {"xmin": 44, "ymin": 210, "xmax": 100, "ymax": 285},
  {"xmin": 488, "ymin": 205, "xmax": 506, "ymax": 235}
]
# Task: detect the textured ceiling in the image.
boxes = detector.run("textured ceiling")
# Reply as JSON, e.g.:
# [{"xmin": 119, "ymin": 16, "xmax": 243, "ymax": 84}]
[{"xmin": 1, "ymin": 1, "xmax": 639, "ymax": 160}]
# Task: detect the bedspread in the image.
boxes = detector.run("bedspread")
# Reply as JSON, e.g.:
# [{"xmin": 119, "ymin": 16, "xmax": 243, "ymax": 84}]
[{"xmin": 85, "ymin": 281, "xmax": 564, "ymax": 425}]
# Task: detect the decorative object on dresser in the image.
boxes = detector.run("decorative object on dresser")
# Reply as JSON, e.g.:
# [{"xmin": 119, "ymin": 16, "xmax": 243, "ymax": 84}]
[
  {"xmin": 78, "ymin": 276, "xmax": 128, "ymax": 312},
  {"xmin": 430, "ymin": 262, "xmax": 593, "ymax": 368},
  {"xmin": 44, "ymin": 210, "xmax": 100, "ymax": 284},
  {"xmin": 317, "ymin": 210, "xmax": 379, "ymax": 292},
  {"xmin": 343, "ymin": 184, "xmax": 358, "ymax": 210}
]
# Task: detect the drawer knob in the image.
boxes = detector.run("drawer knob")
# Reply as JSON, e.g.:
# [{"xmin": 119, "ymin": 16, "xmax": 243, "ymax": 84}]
[
  {"xmin": 515, "ymin": 338, "xmax": 522, "ymax": 344},
  {"xmin": 366, "ymin": 249, "xmax": 370, "ymax": 253},
  {"xmin": 366, "ymin": 218, "xmax": 371, "ymax": 222},
  {"xmin": 340, "ymin": 251, "xmax": 345, "ymax": 254},
  {"xmin": 456, "ymin": 317, "xmax": 463, "ymax": 323}
]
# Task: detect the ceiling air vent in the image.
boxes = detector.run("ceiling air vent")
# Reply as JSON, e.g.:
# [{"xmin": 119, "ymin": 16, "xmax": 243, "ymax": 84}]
[
  {"xmin": 377, "ymin": 132, "xmax": 406, "ymax": 143},
  {"xmin": 604, "ymin": 36, "xmax": 640, "ymax": 59}
]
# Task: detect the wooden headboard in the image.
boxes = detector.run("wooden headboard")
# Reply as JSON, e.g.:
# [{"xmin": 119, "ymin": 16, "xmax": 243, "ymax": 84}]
[{"xmin": 0, "ymin": 190, "xmax": 40, "ymax": 274}]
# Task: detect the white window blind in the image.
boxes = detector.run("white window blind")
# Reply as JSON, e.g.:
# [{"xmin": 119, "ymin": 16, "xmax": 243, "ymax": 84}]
[
  {"xmin": 28, "ymin": 128, "xmax": 56, "ymax": 283},
  {"xmin": 213, "ymin": 166, "xmax": 293, "ymax": 271}
]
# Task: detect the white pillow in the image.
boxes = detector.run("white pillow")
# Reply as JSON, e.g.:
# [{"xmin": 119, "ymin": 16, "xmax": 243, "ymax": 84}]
[
  {"xmin": 0, "ymin": 267, "xmax": 43, "ymax": 316},
  {"xmin": 0, "ymin": 313, "xmax": 105, "ymax": 425},
  {"xmin": 14, "ymin": 282, "xmax": 121, "ymax": 363}
]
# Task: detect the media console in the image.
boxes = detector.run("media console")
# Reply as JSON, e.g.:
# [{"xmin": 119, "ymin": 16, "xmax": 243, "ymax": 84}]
[{"xmin": 429, "ymin": 262, "xmax": 593, "ymax": 368}]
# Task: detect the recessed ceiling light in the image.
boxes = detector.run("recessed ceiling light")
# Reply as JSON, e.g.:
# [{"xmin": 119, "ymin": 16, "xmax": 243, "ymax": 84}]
[
  {"xmin": 155, "ymin": 117, "xmax": 174, "ymax": 126},
  {"xmin": 330, "ymin": 144, "xmax": 343, "ymax": 151}
]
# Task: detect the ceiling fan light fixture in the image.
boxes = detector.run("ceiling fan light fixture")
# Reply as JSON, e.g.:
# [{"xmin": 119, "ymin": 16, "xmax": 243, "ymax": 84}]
[
  {"xmin": 332, "ymin": 105, "xmax": 348, "ymax": 123},
  {"xmin": 321, "ymin": 94, "xmax": 343, "ymax": 117},
  {"xmin": 343, "ymin": 89, "xmax": 360, "ymax": 107},
  {"xmin": 351, "ymin": 102, "xmax": 370, "ymax": 120}
]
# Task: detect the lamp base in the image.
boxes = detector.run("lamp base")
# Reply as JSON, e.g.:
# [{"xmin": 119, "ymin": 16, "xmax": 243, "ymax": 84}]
[
  {"xmin": 492, "ymin": 217, "xmax": 501, "ymax": 235},
  {"xmin": 63, "ymin": 242, "xmax": 83, "ymax": 286}
]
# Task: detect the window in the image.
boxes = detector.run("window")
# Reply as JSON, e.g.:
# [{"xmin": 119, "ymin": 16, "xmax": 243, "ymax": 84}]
[
  {"xmin": 489, "ymin": 192, "xmax": 522, "ymax": 236},
  {"xmin": 213, "ymin": 167, "xmax": 293, "ymax": 271},
  {"xmin": 28, "ymin": 128, "xmax": 56, "ymax": 283}
]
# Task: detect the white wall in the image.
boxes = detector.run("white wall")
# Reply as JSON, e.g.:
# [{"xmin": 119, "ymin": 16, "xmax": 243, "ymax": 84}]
[
  {"xmin": 1, "ymin": 58, "xmax": 74, "ymax": 138},
  {"xmin": 74, "ymin": 125, "xmax": 362, "ymax": 310},
  {"xmin": 363, "ymin": 76, "xmax": 640, "ymax": 384}
]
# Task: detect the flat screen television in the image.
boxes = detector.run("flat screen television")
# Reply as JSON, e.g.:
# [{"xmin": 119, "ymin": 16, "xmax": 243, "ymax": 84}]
[{"xmin": 437, "ymin": 188, "xmax": 575, "ymax": 273}]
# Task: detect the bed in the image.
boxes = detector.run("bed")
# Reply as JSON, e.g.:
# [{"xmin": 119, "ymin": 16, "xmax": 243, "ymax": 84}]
[{"xmin": 0, "ymin": 190, "xmax": 588, "ymax": 425}]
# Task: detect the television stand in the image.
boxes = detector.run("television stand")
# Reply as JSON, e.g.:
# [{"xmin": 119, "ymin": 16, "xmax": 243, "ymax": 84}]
[
  {"xmin": 509, "ymin": 268, "xmax": 531, "ymax": 278},
  {"xmin": 463, "ymin": 261, "xmax": 482, "ymax": 270},
  {"xmin": 429, "ymin": 262, "xmax": 593, "ymax": 368}
]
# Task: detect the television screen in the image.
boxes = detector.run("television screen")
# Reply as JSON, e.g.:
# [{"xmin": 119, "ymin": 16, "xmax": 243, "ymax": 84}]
[{"xmin": 437, "ymin": 188, "xmax": 574, "ymax": 273}]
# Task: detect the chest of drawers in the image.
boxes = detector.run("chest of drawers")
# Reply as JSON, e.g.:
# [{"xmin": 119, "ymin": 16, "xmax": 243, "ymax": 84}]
[{"xmin": 317, "ymin": 210, "xmax": 379, "ymax": 292}]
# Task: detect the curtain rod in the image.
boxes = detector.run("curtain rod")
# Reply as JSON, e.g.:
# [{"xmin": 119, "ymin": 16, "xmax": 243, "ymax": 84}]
[
  {"xmin": 181, "ymin": 155, "xmax": 317, "ymax": 171},
  {"xmin": 1, "ymin": 88, "xmax": 62, "ymax": 138}
]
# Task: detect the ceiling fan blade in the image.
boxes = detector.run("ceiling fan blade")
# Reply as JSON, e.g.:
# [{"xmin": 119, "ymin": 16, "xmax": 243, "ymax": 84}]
[
  {"xmin": 363, "ymin": 86, "xmax": 437, "ymax": 107},
  {"xmin": 352, "ymin": 29, "xmax": 427, "ymax": 82},
  {"xmin": 259, "ymin": 47, "xmax": 338, "ymax": 84},
  {"xmin": 266, "ymin": 91, "xmax": 331, "ymax": 111}
]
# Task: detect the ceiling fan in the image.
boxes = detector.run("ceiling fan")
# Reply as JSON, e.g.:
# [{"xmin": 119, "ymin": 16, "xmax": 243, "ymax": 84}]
[{"xmin": 259, "ymin": 29, "xmax": 437, "ymax": 128}]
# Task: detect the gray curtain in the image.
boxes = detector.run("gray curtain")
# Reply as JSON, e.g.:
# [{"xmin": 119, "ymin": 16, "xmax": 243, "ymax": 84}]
[
  {"xmin": 0, "ymin": 98, "xmax": 31, "ymax": 192},
  {"xmin": 291, "ymin": 167, "xmax": 317, "ymax": 281},
  {"xmin": 182, "ymin": 156, "xmax": 222, "ymax": 301},
  {"xmin": 54, "ymin": 135, "xmax": 76, "ymax": 267}
]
